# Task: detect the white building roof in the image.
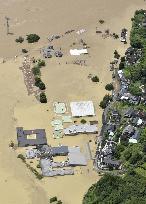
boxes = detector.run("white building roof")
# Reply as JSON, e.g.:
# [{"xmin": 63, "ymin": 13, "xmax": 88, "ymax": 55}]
[
  {"xmin": 64, "ymin": 124, "xmax": 98, "ymax": 135},
  {"xmin": 70, "ymin": 101, "xmax": 95, "ymax": 117},
  {"xmin": 129, "ymin": 138, "xmax": 138, "ymax": 144}
]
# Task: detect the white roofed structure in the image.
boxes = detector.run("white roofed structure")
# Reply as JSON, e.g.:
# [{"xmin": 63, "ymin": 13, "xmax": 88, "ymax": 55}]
[
  {"xmin": 70, "ymin": 101, "xmax": 95, "ymax": 117},
  {"xmin": 70, "ymin": 49, "xmax": 88, "ymax": 56},
  {"xmin": 64, "ymin": 124, "xmax": 98, "ymax": 135}
]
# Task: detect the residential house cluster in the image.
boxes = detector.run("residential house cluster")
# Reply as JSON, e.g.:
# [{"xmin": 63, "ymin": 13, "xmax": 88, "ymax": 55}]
[
  {"xmin": 95, "ymin": 140, "xmax": 121, "ymax": 170},
  {"xmin": 121, "ymin": 108, "xmax": 146, "ymax": 143},
  {"xmin": 94, "ymin": 105, "xmax": 146, "ymax": 171},
  {"xmin": 125, "ymin": 47, "xmax": 142, "ymax": 66},
  {"xmin": 117, "ymin": 70, "xmax": 141, "ymax": 105}
]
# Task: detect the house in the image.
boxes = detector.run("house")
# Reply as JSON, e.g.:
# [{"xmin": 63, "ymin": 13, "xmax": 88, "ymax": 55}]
[
  {"xmin": 122, "ymin": 125, "xmax": 135, "ymax": 136},
  {"xmin": 110, "ymin": 110, "xmax": 121, "ymax": 122},
  {"xmin": 129, "ymin": 130, "xmax": 140, "ymax": 144},
  {"xmin": 131, "ymin": 117, "xmax": 143, "ymax": 126},
  {"xmin": 103, "ymin": 155, "xmax": 121, "ymax": 168},
  {"xmin": 124, "ymin": 108, "xmax": 134, "ymax": 118},
  {"xmin": 132, "ymin": 130, "xmax": 140, "ymax": 140},
  {"xmin": 125, "ymin": 47, "xmax": 142, "ymax": 65},
  {"xmin": 129, "ymin": 96, "xmax": 141, "ymax": 105},
  {"xmin": 70, "ymin": 101, "xmax": 95, "ymax": 117},
  {"xmin": 106, "ymin": 123, "xmax": 116, "ymax": 134},
  {"xmin": 17, "ymin": 127, "xmax": 47, "ymax": 147},
  {"xmin": 64, "ymin": 124, "xmax": 98, "ymax": 135},
  {"xmin": 52, "ymin": 146, "xmax": 69, "ymax": 156}
]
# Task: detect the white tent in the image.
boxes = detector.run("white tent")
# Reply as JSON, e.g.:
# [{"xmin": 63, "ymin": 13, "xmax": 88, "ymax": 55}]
[
  {"xmin": 70, "ymin": 49, "xmax": 88, "ymax": 56},
  {"xmin": 70, "ymin": 101, "xmax": 95, "ymax": 117}
]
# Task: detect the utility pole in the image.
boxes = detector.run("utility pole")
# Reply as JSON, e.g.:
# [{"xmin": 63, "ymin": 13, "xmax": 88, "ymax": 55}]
[{"xmin": 5, "ymin": 16, "xmax": 10, "ymax": 35}]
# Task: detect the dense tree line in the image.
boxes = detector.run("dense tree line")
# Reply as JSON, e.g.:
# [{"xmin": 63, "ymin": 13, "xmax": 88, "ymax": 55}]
[
  {"xmin": 124, "ymin": 9, "xmax": 146, "ymax": 95},
  {"xmin": 83, "ymin": 173, "xmax": 146, "ymax": 204}
]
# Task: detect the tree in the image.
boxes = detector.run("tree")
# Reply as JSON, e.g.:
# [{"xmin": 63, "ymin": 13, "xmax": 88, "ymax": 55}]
[
  {"xmin": 91, "ymin": 76, "xmax": 99, "ymax": 82},
  {"xmin": 32, "ymin": 65, "xmax": 40, "ymax": 76},
  {"xmin": 121, "ymin": 56, "xmax": 125, "ymax": 62},
  {"xmin": 130, "ymin": 35, "xmax": 143, "ymax": 49},
  {"xmin": 35, "ymin": 76, "xmax": 42, "ymax": 87},
  {"xmin": 114, "ymin": 50, "xmax": 120, "ymax": 59},
  {"xmin": 129, "ymin": 151, "xmax": 143, "ymax": 165},
  {"xmin": 38, "ymin": 59, "xmax": 46, "ymax": 67},
  {"xmin": 17, "ymin": 154, "xmax": 25, "ymax": 162},
  {"xmin": 57, "ymin": 201, "xmax": 62, "ymax": 204},
  {"xmin": 50, "ymin": 196, "xmax": 57, "ymax": 203},
  {"xmin": 119, "ymin": 62, "xmax": 125, "ymax": 70},
  {"xmin": 114, "ymin": 144, "xmax": 125, "ymax": 159},
  {"xmin": 15, "ymin": 36, "xmax": 24, "ymax": 43},
  {"xmin": 26, "ymin": 34, "xmax": 40, "ymax": 43},
  {"xmin": 81, "ymin": 119, "xmax": 86, "ymax": 124},
  {"xmin": 40, "ymin": 93, "xmax": 47, "ymax": 103},
  {"xmin": 83, "ymin": 173, "xmax": 146, "ymax": 204},
  {"xmin": 9, "ymin": 141, "xmax": 14, "ymax": 148},
  {"xmin": 139, "ymin": 128, "xmax": 146, "ymax": 145},
  {"xmin": 105, "ymin": 83, "xmax": 114, "ymax": 91},
  {"xmin": 99, "ymin": 19, "xmax": 105, "ymax": 24},
  {"xmin": 22, "ymin": 49, "xmax": 28, "ymax": 53},
  {"xmin": 128, "ymin": 83, "xmax": 142, "ymax": 96},
  {"xmin": 38, "ymin": 82, "xmax": 46, "ymax": 90},
  {"xmin": 99, "ymin": 94, "xmax": 112, "ymax": 109}
]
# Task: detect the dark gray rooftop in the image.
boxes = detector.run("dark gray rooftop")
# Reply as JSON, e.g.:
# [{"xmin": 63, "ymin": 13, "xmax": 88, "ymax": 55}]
[
  {"xmin": 103, "ymin": 155, "xmax": 120, "ymax": 167},
  {"xmin": 52, "ymin": 146, "xmax": 69, "ymax": 155},
  {"xmin": 122, "ymin": 125, "xmax": 135, "ymax": 135},
  {"xmin": 132, "ymin": 130, "xmax": 140, "ymax": 140},
  {"xmin": 124, "ymin": 108, "xmax": 134, "ymax": 118},
  {"xmin": 17, "ymin": 127, "xmax": 47, "ymax": 147},
  {"xmin": 106, "ymin": 123, "xmax": 116, "ymax": 132}
]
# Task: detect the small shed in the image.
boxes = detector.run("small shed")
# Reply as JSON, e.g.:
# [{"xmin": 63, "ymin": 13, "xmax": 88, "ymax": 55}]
[{"xmin": 53, "ymin": 102, "xmax": 66, "ymax": 114}]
